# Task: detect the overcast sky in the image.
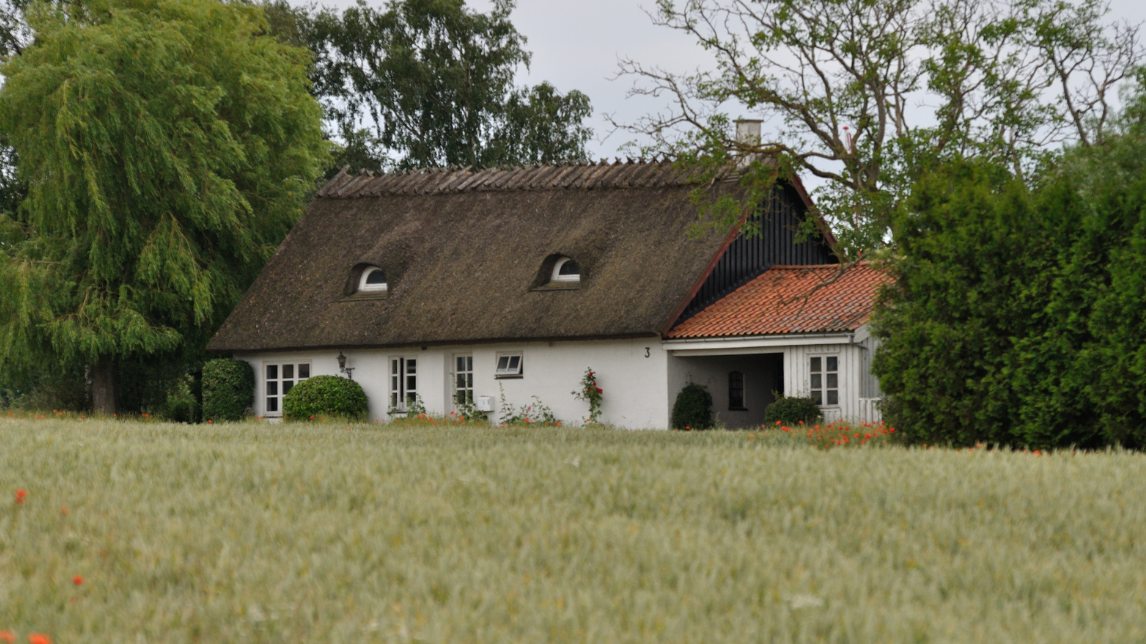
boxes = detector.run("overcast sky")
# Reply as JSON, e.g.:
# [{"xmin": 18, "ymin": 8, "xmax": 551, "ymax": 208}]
[{"xmin": 312, "ymin": 0, "xmax": 1146, "ymax": 160}]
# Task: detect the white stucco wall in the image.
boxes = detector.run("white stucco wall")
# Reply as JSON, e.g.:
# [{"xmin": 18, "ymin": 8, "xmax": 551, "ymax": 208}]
[
  {"xmin": 236, "ymin": 333, "xmax": 883, "ymax": 429},
  {"xmin": 236, "ymin": 338, "xmax": 673, "ymax": 428}
]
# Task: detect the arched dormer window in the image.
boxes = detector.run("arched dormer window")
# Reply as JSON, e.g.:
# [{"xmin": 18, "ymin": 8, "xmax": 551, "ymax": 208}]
[
  {"xmin": 358, "ymin": 266, "xmax": 388, "ymax": 293},
  {"xmin": 551, "ymin": 257, "xmax": 580, "ymax": 283}
]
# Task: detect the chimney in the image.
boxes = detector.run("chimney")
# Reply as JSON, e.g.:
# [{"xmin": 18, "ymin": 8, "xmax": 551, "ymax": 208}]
[{"xmin": 735, "ymin": 119, "xmax": 763, "ymax": 145}]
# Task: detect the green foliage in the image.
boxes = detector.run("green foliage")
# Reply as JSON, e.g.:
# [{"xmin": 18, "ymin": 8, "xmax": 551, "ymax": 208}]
[
  {"xmin": 623, "ymin": 0, "xmax": 1143, "ymax": 257},
  {"xmin": 294, "ymin": 0, "xmax": 592, "ymax": 170},
  {"xmin": 283, "ymin": 375, "xmax": 368, "ymax": 421},
  {"xmin": 671, "ymin": 384, "xmax": 713, "ymax": 430},
  {"xmin": 874, "ymin": 95, "xmax": 1146, "ymax": 449},
  {"xmin": 0, "ymin": 0, "xmax": 327, "ymax": 407},
  {"xmin": 764, "ymin": 395, "xmax": 822, "ymax": 425},
  {"xmin": 201, "ymin": 358, "xmax": 254, "ymax": 422}
]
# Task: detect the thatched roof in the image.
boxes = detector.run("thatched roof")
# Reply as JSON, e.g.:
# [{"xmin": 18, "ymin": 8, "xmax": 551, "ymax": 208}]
[{"xmin": 209, "ymin": 159, "xmax": 764, "ymax": 353}]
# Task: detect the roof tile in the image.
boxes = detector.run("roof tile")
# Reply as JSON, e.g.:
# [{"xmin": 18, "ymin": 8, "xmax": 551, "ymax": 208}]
[{"xmin": 666, "ymin": 263, "xmax": 890, "ymax": 339}]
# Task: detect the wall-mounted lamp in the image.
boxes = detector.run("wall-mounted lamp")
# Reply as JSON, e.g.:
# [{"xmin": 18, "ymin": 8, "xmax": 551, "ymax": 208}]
[{"xmin": 337, "ymin": 350, "xmax": 355, "ymax": 380}]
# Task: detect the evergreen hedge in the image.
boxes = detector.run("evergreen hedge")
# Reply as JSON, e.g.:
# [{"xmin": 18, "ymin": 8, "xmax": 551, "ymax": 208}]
[
  {"xmin": 283, "ymin": 375, "xmax": 368, "ymax": 421},
  {"xmin": 874, "ymin": 100, "xmax": 1146, "ymax": 450},
  {"xmin": 201, "ymin": 358, "xmax": 254, "ymax": 422},
  {"xmin": 765, "ymin": 396, "xmax": 822, "ymax": 425},
  {"xmin": 671, "ymin": 384, "xmax": 713, "ymax": 430}
]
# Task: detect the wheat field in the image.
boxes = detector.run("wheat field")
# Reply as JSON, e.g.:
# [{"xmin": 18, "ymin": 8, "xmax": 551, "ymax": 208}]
[{"xmin": 2, "ymin": 417, "xmax": 1145, "ymax": 643}]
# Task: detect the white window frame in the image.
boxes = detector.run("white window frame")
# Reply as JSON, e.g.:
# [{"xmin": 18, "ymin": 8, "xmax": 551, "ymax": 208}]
[
  {"xmin": 358, "ymin": 266, "xmax": 388, "ymax": 293},
  {"xmin": 494, "ymin": 352, "xmax": 524, "ymax": 379},
  {"xmin": 551, "ymin": 257, "xmax": 580, "ymax": 283},
  {"xmin": 263, "ymin": 361, "xmax": 311, "ymax": 417},
  {"xmin": 390, "ymin": 356, "xmax": 418, "ymax": 412},
  {"xmin": 809, "ymin": 354, "xmax": 840, "ymax": 407},
  {"xmin": 453, "ymin": 354, "xmax": 474, "ymax": 407}
]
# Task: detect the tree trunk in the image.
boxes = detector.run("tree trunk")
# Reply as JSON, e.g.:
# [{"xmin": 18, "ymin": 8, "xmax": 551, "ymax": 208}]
[{"xmin": 91, "ymin": 358, "xmax": 118, "ymax": 416}]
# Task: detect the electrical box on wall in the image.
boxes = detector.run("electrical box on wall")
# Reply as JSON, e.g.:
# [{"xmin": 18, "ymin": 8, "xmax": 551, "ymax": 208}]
[{"xmin": 476, "ymin": 396, "xmax": 494, "ymax": 412}]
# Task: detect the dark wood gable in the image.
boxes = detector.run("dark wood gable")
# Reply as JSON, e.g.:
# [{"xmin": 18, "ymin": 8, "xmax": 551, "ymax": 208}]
[{"xmin": 675, "ymin": 183, "xmax": 837, "ymax": 324}]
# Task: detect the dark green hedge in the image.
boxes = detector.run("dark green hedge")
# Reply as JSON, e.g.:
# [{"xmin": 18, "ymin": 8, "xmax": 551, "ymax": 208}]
[
  {"xmin": 873, "ymin": 110, "xmax": 1146, "ymax": 449},
  {"xmin": 671, "ymin": 384, "xmax": 713, "ymax": 430},
  {"xmin": 283, "ymin": 375, "xmax": 368, "ymax": 421},
  {"xmin": 201, "ymin": 358, "xmax": 253, "ymax": 422},
  {"xmin": 765, "ymin": 396, "xmax": 822, "ymax": 425}
]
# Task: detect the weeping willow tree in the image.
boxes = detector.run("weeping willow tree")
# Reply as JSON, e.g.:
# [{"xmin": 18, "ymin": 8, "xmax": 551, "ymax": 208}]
[{"xmin": 0, "ymin": 0, "xmax": 327, "ymax": 413}]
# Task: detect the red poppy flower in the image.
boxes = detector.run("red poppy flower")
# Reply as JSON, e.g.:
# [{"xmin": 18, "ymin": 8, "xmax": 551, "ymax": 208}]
[
  {"xmin": 61, "ymin": 507, "xmax": 67, "ymax": 516},
  {"xmin": 0, "ymin": 630, "xmax": 13, "ymax": 643},
  {"xmin": 28, "ymin": 634, "xmax": 51, "ymax": 644},
  {"xmin": 73, "ymin": 576, "xmax": 83, "ymax": 586},
  {"xmin": 15, "ymin": 489, "xmax": 26, "ymax": 504}
]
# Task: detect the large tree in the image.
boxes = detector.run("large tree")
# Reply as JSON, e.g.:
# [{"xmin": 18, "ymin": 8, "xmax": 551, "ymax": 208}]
[
  {"xmin": 0, "ymin": 0, "xmax": 327, "ymax": 413},
  {"xmin": 617, "ymin": 0, "xmax": 1143, "ymax": 256},
  {"xmin": 273, "ymin": 0, "xmax": 593, "ymax": 171}
]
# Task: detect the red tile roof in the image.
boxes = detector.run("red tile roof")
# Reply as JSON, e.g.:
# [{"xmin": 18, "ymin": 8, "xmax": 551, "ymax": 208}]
[{"xmin": 665, "ymin": 263, "xmax": 890, "ymax": 339}]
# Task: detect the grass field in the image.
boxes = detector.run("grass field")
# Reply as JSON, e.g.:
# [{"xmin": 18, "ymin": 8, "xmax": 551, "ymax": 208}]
[{"xmin": 2, "ymin": 418, "xmax": 1146, "ymax": 643}]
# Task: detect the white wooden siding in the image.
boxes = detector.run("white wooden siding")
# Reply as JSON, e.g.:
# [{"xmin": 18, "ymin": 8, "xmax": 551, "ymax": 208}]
[{"xmin": 784, "ymin": 343, "xmax": 882, "ymax": 424}]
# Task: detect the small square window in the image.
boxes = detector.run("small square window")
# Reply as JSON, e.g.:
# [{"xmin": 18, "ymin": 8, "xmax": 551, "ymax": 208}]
[{"xmin": 495, "ymin": 353, "xmax": 523, "ymax": 378}]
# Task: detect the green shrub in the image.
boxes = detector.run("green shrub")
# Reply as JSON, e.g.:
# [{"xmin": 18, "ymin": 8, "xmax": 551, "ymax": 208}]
[
  {"xmin": 874, "ymin": 128, "xmax": 1146, "ymax": 449},
  {"xmin": 671, "ymin": 384, "xmax": 713, "ymax": 430},
  {"xmin": 765, "ymin": 395, "xmax": 822, "ymax": 425},
  {"xmin": 201, "ymin": 358, "xmax": 254, "ymax": 422},
  {"xmin": 164, "ymin": 374, "xmax": 199, "ymax": 423},
  {"xmin": 284, "ymin": 375, "xmax": 368, "ymax": 421}
]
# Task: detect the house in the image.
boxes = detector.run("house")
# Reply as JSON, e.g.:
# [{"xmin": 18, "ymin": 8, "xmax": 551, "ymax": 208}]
[{"xmin": 207, "ymin": 157, "xmax": 888, "ymax": 428}]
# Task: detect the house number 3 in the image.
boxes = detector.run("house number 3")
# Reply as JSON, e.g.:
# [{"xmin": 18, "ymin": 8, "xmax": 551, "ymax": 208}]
[{"xmin": 644, "ymin": 347, "xmax": 650, "ymax": 358}]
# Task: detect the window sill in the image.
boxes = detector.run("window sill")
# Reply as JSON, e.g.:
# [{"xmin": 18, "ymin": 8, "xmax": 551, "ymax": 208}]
[
  {"xmin": 495, "ymin": 374, "xmax": 524, "ymax": 380},
  {"xmin": 728, "ymin": 407, "xmax": 749, "ymax": 412}
]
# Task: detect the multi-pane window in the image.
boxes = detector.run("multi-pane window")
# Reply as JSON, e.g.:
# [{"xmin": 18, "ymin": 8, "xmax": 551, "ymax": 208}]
[
  {"xmin": 728, "ymin": 371, "xmax": 745, "ymax": 410},
  {"xmin": 265, "ymin": 362, "xmax": 310, "ymax": 415},
  {"xmin": 809, "ymin": 356, "xmax": 839, "ymax": 406},
  {"xmin": 390, "ymin": 357, "xmax": 418, "ymax": 411},
  {"xmin": 495, "ymin": 353, "xmax": 523, "ymax": 378},
  {"xmin": 454, "ymin": 355, "xmax": 474, "ymax": 406}
]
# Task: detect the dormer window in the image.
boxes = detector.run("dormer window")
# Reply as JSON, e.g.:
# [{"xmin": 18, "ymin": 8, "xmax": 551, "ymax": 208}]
[
  {"xmin": 358, "ymin": 267, "xmax": 387, "ymax": 293},
  {"xmin": 551, "ymin": 257, "xmax": 580, "ymax": 283}
]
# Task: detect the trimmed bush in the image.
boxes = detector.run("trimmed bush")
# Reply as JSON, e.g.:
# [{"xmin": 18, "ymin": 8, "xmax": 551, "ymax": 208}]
[
  {"xmin": 201, "ymin": 358, "xmax": 254, "ymax": 422},
  {"xmin": 765, "ymin": 395, "xmax": 822, "ymax": 425},
  {"xmin": 284, "ymin": 375, "xmax": 368, "ymax": 421},
  {"xmin": 671, "ymin": 384, "xmax": 713, "ymax": 430}
]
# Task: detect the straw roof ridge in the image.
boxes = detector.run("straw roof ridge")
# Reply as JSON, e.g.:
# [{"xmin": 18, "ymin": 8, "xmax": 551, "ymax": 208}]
[{"xmin": 317, "ymin": 157, "xmax": 735, "ymax": 199}]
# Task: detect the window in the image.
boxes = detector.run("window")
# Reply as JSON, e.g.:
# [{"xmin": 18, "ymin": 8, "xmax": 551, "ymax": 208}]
[
  {"xmin": 358, "ymin": 267, "xmax": 387, "ymax": 293},
  {"xmin": 454, "ymin": 355, "xmax": 474, "ymax": 406},
  {"xmin": 809, "ymin": 356, "xmax": 839, "ymax": 406},
  {"xmin": 729, "ymin": 371, "xmax": 745, "ymax": 410},
  {"xmin": 495, "ymin": 353, "xmax": 523, "ymax": 378},
  {"xmin": 551, "ymin": 257, "xmax": 580, "ymax": 283},
  {"xmin": 390, "ymin": 357, "xmax": 417, "ymax": 411},
  {"xmin": 265, "ymin": 362, "xmax": 310, "ymax": 416}
]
